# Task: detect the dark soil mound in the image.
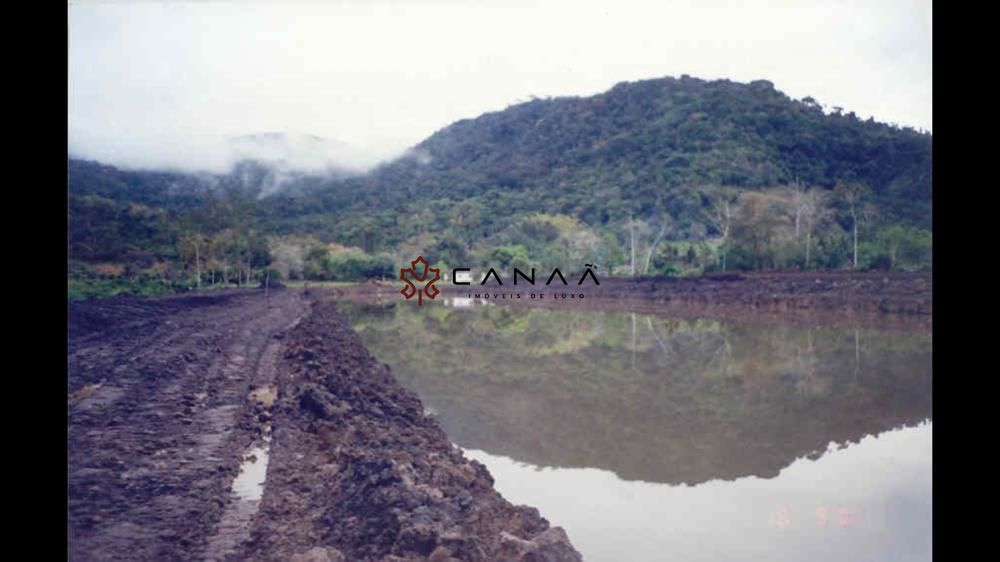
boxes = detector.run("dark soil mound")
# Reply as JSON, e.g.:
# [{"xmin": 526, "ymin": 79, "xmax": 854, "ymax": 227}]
[{"xmin": 240, "ymin": 297, "xmax": 581, "ymax": 561}]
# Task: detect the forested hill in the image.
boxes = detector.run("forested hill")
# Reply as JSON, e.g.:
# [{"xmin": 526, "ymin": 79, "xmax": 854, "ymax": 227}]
[
  {"xmin": 259, "ymin": 76, "xmax": 931, "ymax": 247},
  {"xmin": 69, "ymin": 75, "xmax": 933, "ymax": 298}
]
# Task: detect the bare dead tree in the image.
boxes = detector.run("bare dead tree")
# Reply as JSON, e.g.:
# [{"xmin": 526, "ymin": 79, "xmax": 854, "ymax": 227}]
[
  {"xmin": 627, "ymin": 213, "xmax": 636, "ymax": 277},
  {"xmin": 642, "ymin": 218, "xmax": 671, "ymax": 275},
  {"xmin": 789, "ymin": 178, "xmax": 806, "ymax": 238},
  {"xmin": 835, "ymin": 182, "xmax": 872, "ymax": 269},
  {"xmin": 799, "ymin": 188, "xmax": 830, "ymax": 268},
  {"xmin": 623, "ymin": 214, "xmax": 672, "ymax": 277},
  {"xmin": 709, "ymin": 194, "xmax": 736, "ymax": 271}
]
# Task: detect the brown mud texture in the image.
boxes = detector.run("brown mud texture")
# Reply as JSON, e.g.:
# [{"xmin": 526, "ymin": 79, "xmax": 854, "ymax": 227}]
[
  {"xmin": 68, "ymin": 289, "xmax": 582, "ymax": 562},
  {"xmin": 585, "ymin": 271, "xmax": 931, "ymax": 315}
]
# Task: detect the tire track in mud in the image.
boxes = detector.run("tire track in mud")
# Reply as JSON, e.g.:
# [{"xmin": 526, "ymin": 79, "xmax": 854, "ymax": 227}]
[
  {"xmin": 68, "ymin": 290, "xmax": 309, "ymax": 562},
  {"xmin": 69, "ymin": 289, "xmax": 582, "ymax": 561},
  {"xmin": 202, "ymin": 308, "xmax": 307, "ymax": 561}
]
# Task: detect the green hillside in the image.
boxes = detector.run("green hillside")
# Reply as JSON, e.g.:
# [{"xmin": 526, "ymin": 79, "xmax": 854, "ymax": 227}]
[{"xmin": 68, "ymin": 75, "xmax": 932, "ymax": 298}]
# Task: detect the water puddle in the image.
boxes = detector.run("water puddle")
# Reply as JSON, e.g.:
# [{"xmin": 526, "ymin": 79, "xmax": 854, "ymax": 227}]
[
  {"xmin": 232, "ymin": 428, "xmax": 271, "ymax": 501},
  {"xmin": 203, "ymin": 400, "xmax": 275, "ymax": 559}
]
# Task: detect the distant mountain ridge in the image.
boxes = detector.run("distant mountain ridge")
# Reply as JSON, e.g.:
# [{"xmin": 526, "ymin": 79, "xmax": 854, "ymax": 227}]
[
  {"xmin": 414, "ymin": 77, "xmax": 929, "ymax": 195},
  {"xmin": 258, "ymin": 75, "xmax": 930, "ymax": 248}
]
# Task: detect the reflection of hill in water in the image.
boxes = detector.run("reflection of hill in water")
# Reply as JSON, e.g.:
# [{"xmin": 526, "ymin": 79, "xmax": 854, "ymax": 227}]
[{"xmin": 341, "ymin": 303, "xmax": 932, "ymax": 485}]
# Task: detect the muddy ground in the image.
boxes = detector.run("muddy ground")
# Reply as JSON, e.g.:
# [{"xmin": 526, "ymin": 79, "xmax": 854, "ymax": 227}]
[
  {"xmin": 67, "ymin": 289, "xmax": 581, "ymax": 561},
  {"xmin": 585, "ymin": 271, "xmax": 931, "ymax": 314}
]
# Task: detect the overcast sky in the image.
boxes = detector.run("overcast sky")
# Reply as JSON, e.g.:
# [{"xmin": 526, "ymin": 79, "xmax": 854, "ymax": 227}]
[{"xmin": 68, "ymin": 0, "xmax": 932, "ymax": 173}]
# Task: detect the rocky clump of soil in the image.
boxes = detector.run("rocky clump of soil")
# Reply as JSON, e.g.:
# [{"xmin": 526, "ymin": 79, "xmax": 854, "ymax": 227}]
[{"xmin": 239, "ymin": 297, "xmax": 582, "ymax": 562}]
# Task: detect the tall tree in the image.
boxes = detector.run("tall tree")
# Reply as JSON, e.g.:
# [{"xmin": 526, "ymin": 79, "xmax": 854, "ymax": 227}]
[
  {"xmin": 178, "ymin": 232, "xmax": 205, "ymax": 288},
  {"xmin": 708, "ymin": 191, "xmax": 737, "ymax": 271},
  {"xmin": 641, "ymin": 216, "xmax": 672, "ymax": 275},
  {"xmin": 834, "ymin": 181, "xmax": 872, "ymax": 270},
  {"xmin": 799, "ymin": 188, "xmax": 830, "ymax": 269},
  {"xmin": 788, "ymin": 178, "xmax": 806, "ymax": 238}
]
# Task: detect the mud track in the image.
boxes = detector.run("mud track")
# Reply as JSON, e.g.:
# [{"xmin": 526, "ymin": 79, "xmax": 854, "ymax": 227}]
[{"xmin": 68, "ymin": 289, "xmax": 581, "ymax": 561}]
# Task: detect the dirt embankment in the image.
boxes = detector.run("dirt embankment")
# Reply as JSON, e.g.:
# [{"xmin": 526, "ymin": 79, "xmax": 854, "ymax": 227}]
[
  {"xmin": 239, "ymin": 295, "xmax": 580, "ymax": 562},
  {"xmin": 345, "ymin": 271, "xmax": 931, "ymax": 330},
  {"xmin": 351, "ymin": 271, "xmax": 931, "ymax": 316},
  {"xmin": 585, "ymin": 271, "xmax": 931, "ymax": 315},
  {"xmin": 67, "ymin": 289, "xmax": 581, "ymax": 562}
]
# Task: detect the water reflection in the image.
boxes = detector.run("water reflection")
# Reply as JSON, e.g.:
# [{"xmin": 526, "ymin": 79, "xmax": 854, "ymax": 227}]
[
  {"xmin": 465, "ymin": 421, "xmax": 931, "ymax": 562},
  {"xmin": 340, "ymin": 302, "xmax": 932, "ymax": 487}
]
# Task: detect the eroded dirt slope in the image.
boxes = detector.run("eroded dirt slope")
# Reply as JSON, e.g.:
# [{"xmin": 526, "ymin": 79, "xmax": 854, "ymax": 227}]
[{"xmin": 239, "ymin": 295, "xmax": 580, "ymax": 562}]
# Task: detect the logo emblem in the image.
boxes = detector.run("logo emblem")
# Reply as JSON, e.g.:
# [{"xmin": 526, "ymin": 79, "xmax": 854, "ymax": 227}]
[{"xmin": 400, "ymin": 256, "xmax": 440, "ymax": 305}]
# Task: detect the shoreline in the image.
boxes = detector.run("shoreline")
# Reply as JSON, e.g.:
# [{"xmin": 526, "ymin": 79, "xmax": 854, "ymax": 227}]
[
  {"xmin": 68, "ymin": 272, "xmax": 931, "ymax": 559},
  {"xmin": 239, "ymin": 295, "xmax": 582, "ymax": 561},
  {"xmin": 340, "ymin": 270, "xmax": 932, "ymax": 332}
]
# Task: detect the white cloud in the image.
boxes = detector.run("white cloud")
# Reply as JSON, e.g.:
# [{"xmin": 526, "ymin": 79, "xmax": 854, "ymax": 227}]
[{"xmin": 68, "ymin": 0, "xmax": 932, "ymax": 173}]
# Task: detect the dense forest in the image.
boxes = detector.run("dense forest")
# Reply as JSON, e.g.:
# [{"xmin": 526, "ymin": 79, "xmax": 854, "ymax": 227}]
[{"xmin": 68, "ymin": 76, "xmax": 932, "ymax": 299}]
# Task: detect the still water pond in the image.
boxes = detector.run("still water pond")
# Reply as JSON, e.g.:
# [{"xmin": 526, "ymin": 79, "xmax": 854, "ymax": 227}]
[{"xmin": 339, "ymin": 300, "xmax": 932, "ymax": 562}]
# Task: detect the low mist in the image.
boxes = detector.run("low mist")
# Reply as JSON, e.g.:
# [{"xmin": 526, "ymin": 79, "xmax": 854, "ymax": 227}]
[{"xmin": 67, "ymin": 129, "xmax": 403, "ymax": 178}]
